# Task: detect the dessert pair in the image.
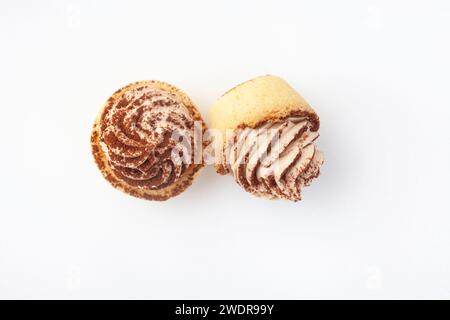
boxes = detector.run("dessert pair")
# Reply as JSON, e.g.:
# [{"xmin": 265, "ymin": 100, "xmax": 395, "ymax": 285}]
[{"xmin": 91, "ymin": 75, "xmax": 323, "ymax": 201}]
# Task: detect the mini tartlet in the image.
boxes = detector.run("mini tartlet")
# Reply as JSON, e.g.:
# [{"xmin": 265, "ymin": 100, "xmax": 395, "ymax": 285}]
[
  {"xmin": 91, "ymin": 80, "xmax": 207, "ymax": 201},
  {"xmin": 210, "ymin": 75, "xmax": 324, "ymax": 201}
]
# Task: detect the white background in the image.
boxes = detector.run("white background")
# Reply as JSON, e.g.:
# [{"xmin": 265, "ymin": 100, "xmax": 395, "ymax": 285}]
[{"xmin": 1, "ymin": 0, "xmax": 449, "ymax": 299}]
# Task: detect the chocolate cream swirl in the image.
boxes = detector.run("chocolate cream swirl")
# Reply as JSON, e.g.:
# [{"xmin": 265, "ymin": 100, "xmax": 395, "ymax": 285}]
[
  {"xmin": 98, "ymin": 84, "xmax": 195, "ymax": 191},
  {"xmin": 224, "ymin": 116, "xmax": 323, "ymax": 201}
]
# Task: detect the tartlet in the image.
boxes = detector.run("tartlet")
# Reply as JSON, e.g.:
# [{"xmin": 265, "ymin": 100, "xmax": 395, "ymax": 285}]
[
  {"xmin": 91, "ymin": 80, "xmax": 207, "ymax": 201},
  {"xmin": 210, "ymin": 75, "xmax": 324, "ymax": 201}
]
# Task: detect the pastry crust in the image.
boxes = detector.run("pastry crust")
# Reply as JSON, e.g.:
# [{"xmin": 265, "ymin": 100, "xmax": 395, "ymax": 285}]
[
  {"xmin": 91, "ymin": 80, "xmax": 206, "ymax": 201},
  {"xmin": 210, "ymin": 75, "xmax": 320, "ymax": 137}
]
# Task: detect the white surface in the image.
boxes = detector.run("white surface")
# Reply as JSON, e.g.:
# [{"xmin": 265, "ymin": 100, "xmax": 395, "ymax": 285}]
[{"xmin": 1, "ymin": 0, "xmax": 450, "ymax": 299}]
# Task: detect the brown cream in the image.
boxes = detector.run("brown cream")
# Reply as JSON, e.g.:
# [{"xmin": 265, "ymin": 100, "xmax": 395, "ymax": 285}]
[
  {"xmin": 98, "ymin": 84, "xmax": 195, "ymax": 191},
  {"xmin": 223, "ymin": 117, "xmax": 323, "ymax": 201}
]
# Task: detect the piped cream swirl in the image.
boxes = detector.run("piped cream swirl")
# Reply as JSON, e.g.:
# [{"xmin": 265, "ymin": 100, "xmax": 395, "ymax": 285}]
[
  {"xmin": 98, "ymin": 84, "xmax": 194, "ymax": 191},
  {"xmin": 224, "ymin": 117, "xmax": 323, "ymax": 201}
]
